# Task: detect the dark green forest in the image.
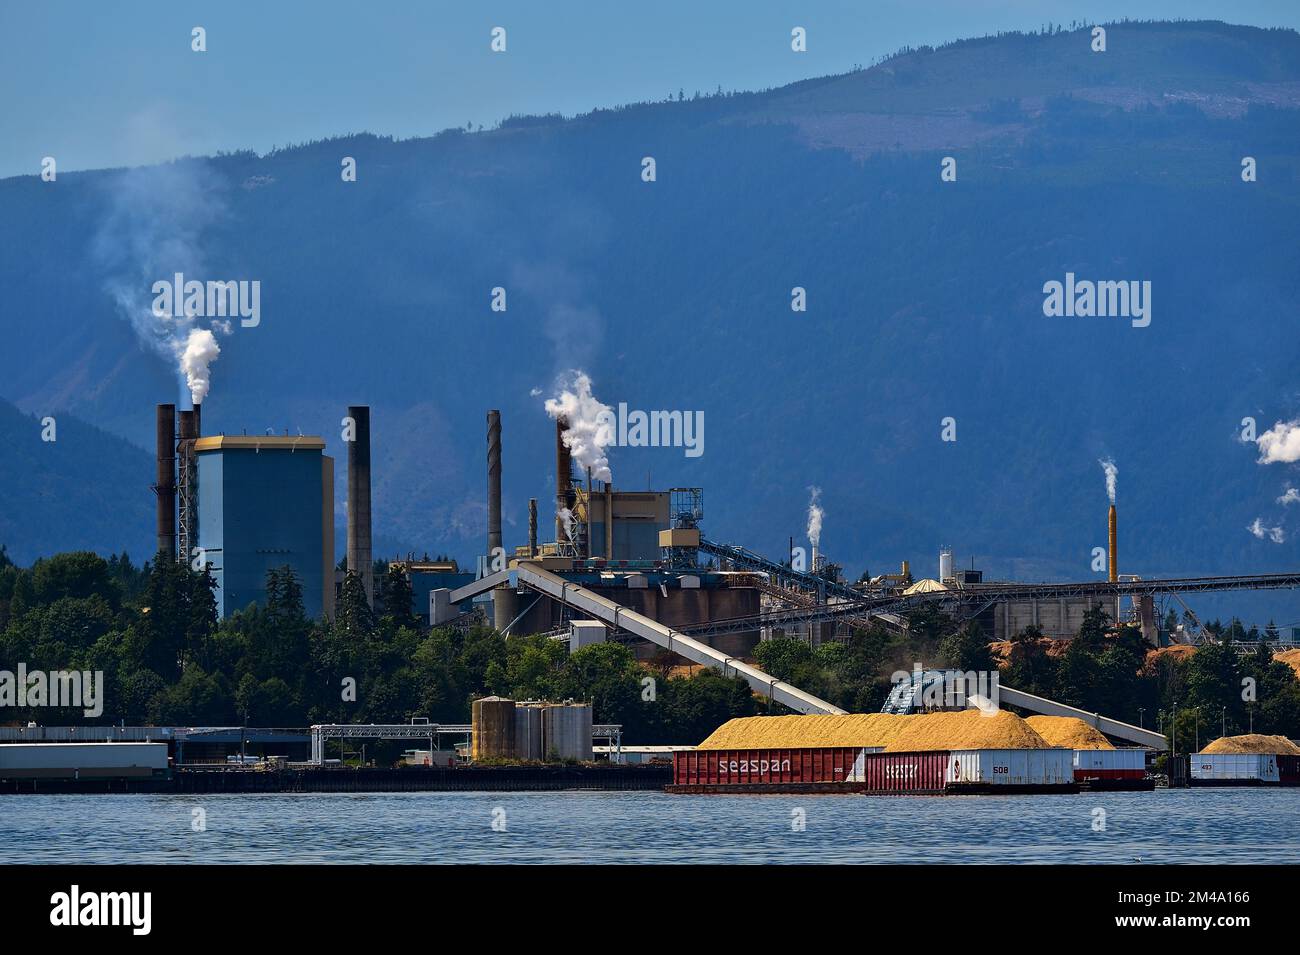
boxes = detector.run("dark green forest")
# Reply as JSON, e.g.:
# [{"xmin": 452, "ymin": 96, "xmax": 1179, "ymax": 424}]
[{"xmin": 0, "ymin": 548, "xmax": 757, "ymax": 744}]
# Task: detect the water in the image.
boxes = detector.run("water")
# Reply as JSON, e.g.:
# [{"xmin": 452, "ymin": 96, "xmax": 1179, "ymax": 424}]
[{"xmin": 2, "ymin": 788, "xmax": 1297, "ymax": 864}]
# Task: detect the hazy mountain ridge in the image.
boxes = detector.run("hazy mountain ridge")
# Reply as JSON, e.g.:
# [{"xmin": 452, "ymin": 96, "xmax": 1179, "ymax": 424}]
[{"xmin": 2, "ymin": 21, "xmax": 1300, "ymax": 622}]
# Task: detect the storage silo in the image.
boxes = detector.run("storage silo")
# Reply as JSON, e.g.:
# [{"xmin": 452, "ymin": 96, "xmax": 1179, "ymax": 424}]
[
  {"xmin": 542, "ymin": 703, "xmax": 593, "ymax": 761},
  {"xmin": 514, "ymin": 703, "xmax": 545, "ymax": 761},
  {"xmin": 939, "ymin": 548, "xmax": 954, "ymax": 582},
  {"xmin": 471, "ymin": 696, "xmax": 517, "ymax": 760}
]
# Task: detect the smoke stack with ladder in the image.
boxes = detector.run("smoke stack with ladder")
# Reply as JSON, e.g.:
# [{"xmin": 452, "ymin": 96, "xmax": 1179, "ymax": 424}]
[
  {"xmin": 555, "ymin": 417, "xmax": 573, "ymax": 544},
  {"xmin": 176, "ymin": 406, "xmax": 201, "ymax": 564}
]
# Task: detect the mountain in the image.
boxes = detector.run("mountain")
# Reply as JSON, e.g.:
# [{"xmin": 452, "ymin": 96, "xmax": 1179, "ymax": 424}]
[
  {"xmin": 0, "ymin": 397, "xmax": 153, "ymax": 563},
  {"xmin": 2, "ymin": 20, "xmax": 1300, "ymax": 622}
]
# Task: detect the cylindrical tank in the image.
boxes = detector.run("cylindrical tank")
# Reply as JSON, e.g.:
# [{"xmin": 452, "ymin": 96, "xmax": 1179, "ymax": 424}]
[
  {"xmin": 939, "ymin": 548, "xmax": 954, "ymax": 582},
  {"xmin": 514, "ymin": 704, "xmax": 545, "ymax": 761},
  {"xmin": 542, "ymin": 703, "xmax": 593, "ymax": 761},
  {"xmin": 492, "ymin": 587, "xmax": 519, "ymax": 632},
  {"xmin": 471, "ymin": 697, "xmax": 516, "ymax": 761}
]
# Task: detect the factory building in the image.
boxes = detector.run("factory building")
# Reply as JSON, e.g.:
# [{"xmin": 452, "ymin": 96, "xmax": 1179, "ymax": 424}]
[
  {"xmin": 475, "ymin": 415, "xmax": 762, "ymax": 656},
  {"xmin": 155, "ymin": 401, "xmax": 381, "ymax": 622},
  {"xmin": 986, "ymin": 597, "xmax": 1117, "ymax": 641},
  {"xmin": 195, "ymin": 435, "xmax": 334, "ymax": 619},
  {"xmin": 587, "ymin": 488, "xmax": 671, "ymax": 561},
  {"xmin": 403, "ymin": 559, "xmax": 475, "ymax": 619}
]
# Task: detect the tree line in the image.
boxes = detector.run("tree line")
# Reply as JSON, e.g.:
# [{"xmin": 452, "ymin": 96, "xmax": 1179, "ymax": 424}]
[{"xmin": 0, "ymin": 548, "xmax": 754, "ymax": 744}]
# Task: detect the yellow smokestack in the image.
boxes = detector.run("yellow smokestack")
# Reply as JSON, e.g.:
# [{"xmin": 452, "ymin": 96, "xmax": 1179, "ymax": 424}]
[{"xmin": 1108, "ymin": 504, "xmax": 1118, "ymax": 583}]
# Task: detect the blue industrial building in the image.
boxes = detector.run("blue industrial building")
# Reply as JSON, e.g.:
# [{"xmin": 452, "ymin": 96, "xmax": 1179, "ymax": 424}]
[{"xmin": 195, "ymin": 435, "xmax": 334, "ymax": 619}]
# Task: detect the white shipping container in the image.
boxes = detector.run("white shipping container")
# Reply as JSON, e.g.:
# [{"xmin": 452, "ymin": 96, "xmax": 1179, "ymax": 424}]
[
  {"xmin": 945, "ymin": 749, "xmax": 1074, "ymax": 786},
  {"xmin": 1191, "ymin": 753, "xmax": 1280, "ymax": 782},
  {"xmin": 1074, "ymin": 749, "xmax": 1146, "ymax": 773},
  {"xmin": 0, "ymin": 742, "xmax": 169, "ymax": 777}
]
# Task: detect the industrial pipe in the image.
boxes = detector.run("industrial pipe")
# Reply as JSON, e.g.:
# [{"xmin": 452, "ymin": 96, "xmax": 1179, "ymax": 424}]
[
  {"xmin": 604, "ymin": 481, "xmax": 613, "ymax": 559},
  {"xmin": 528, "ymin": 498, "xmax": 538, "ymax": 557},
  {"xmin": 155, "ymin": 404, "xmax": 176, "ymax": 559},
  {"xmin": 347, "ymin": 405, "xmax": 373, "ymax": 606},
  {"xmin": 555, "ymin": 417, "xmax": 572, "ymax": 544},
  {"xmin": 176, "ymin": 408, "xmax": 200, "ymax": 563},
  {"xmin": 1108, "ymin": 505, "xmax": 1118, "ymax": 583},
  {"xmin": 487, "ymin": 410, "xmax": 502, "ymax": 560}
]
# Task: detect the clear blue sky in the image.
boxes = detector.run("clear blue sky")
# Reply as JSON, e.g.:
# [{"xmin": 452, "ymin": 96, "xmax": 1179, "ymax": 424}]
[{"xmin": 2, "ymin": 0, "xmax": 1297, "ymax": 179}]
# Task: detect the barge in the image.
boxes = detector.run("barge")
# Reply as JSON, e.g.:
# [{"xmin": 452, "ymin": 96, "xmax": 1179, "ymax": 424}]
[{"xmin": 668, "ymin": 747, "xmax": 1079, "ymax": 795}]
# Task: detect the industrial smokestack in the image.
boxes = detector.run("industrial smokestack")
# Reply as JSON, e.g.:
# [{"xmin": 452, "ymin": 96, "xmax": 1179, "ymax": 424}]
[
  {"xmin": 604, "ymin": 481, "xmax": 613, "ymax": 559},
  {"xmin": 586, "ymin": 466, "xmax": 593, "ymax": 559},
  {"xmin": 176, "ymin": 408, "xmax": 200, "ymax": 564},
  {"xmin": 347, "ymin": 405, "xmax": 373, "ymax": 607},
  {"xmin": 528, "ymin": 498, "xmax": 538, "ymax": 557},
  {"xmin": 1108, "ymin": 504, "xmax": 1118, "ymax": 583},
  {"xmin": 154, "ymin": 404, "xmax": 176, "ymax": 559},
  {"xmin": 487, "ymin": 410, "xmax": 502, "ymax": 560},
  {"xmin": 555, "ymin": 417, "xmax": 572, "ymax": 543}
]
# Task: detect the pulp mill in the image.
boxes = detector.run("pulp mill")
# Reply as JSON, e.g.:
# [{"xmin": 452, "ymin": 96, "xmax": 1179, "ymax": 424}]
[{"xmin": 149, "ymin": 397, "xmax": 1300, "ymax": 702}]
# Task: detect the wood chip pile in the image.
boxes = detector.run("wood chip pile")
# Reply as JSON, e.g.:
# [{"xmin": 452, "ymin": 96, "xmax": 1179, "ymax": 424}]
[
  {"xmin": 1025, "ymin": 716, "xmax": 1115, "ymax": 750},
  {"xmin": 1200, "ymin": 734, "xmax": 1300, "ymax": 756},
  {"xmin": 698, "ymin": 709, "xmax": 1055, "ymax": 752}
]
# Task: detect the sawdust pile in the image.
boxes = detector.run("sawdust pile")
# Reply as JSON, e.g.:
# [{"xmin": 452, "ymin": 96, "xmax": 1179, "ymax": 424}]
[
  {"xmin": 1200, "ymin": 734, "xmax": 1300, "ymax": 756},
  {"xmin": 1025, "ymin": 716, "xmax": 1114, "ymax": 750},
  {"xmin": 698, "ymin": 709, "xmax": 1053, "ymax": 752},
  {"xmin": 1274, "ymin": 648, "xmax": 1300, "ymax": 679},
  {"xmin": 1141, "ymin": 645, "xmax": 1196, "ymax": 675}
]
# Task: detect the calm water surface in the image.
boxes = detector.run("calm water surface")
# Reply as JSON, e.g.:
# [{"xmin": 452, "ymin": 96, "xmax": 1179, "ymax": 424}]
[{"xmin": 2, "ymin": 788, "xmax": 1296, "ymax": 864}]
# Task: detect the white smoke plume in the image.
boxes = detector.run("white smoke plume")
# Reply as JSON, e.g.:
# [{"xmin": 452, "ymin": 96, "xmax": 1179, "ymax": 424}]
[
  {"xmin": 1248, "ymin": 518, "xmax": 1285, "ymax": 544},
  {"xmin": 1257, "ymin": 419, "xmax": 1300, "ymax": 465},
  {"xmin": 806, "ymin": 486, "xmax": 824, "ymax": 548},
  {"xmin": 557, "ymin": 507, "xmax": 575, "ymax": 542},
  {"xmin": 178, "ymin": 328, "xmax": 221, "ymax": 405},
  {"xmin": 543, "ymin": 370, "xmax": 614, "ymax": 483},
  {"xmin": 93, "ymin": 158, "xmax": 230, "ymax": 405},
  {"xmin": 1098, "ymin": 457, "xmax": 1118, "ymax": 504},
  {"xmin": 1278, "ymin": 487, "xmax": 1300, "ymax": 506}
]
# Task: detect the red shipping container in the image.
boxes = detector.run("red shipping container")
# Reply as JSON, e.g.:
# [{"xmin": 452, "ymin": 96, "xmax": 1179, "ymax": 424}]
[
  {"xmin": 674, "ymin": 747, "xmax": 861, "ymax": 787},
  {"xmin": 1279, "ymin": 755, "xmax": 1300, "ymax": 785},
  {"xmin": 673, "ymin": 748, "xmax": 948, "ymax": 792},
  {"xmin": 861, "ymin": 751, "xmax": 948, "ymax": 792}
]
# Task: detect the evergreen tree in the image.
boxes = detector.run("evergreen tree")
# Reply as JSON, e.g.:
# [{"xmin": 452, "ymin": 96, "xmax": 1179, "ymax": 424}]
[
  {"xmin": 338, "ymin": 570, "xmax": 374, "ymax": 636},
  {"xmin": 939, "ymin": 619, "xmax": 995, "ymax": 673},
  {"xmin": 380, "ymin": 563, "xmax": 416, "ymax": 629}
]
